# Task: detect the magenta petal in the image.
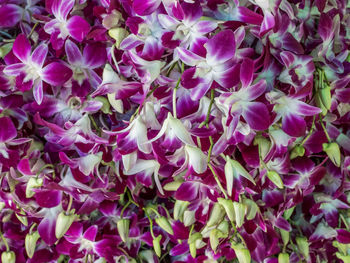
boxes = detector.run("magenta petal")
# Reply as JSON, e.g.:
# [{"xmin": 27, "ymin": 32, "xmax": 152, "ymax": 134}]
[
  {"xmin": 176, "ymin": 47, "xmax": 204, "ymax": 66},
  {"xmin": 17, "ymin": 159, "xmax": 32, "ymax": 175},
  {"xmin": 42, "ymin": 62, "xmax": 72, "ymax": 86},
  {"xmin": 33, "ymin": 80, "xmax": 43, "ymax": 105},
  {"xmin": 205, "ymin": 30, "xmax": 235, "ymax": 65},
  {"xmin": 0, "ymin": 116, "xmax": 17, "ymax": 142},
  {"xmin": 275, "ymin": 217, "xmax": 291, "ymax": 232},
  {"xmin": 337, "ymin": 229, "xmax": 350, "ymax": 244},
  {"xmin": 170, "ymin": 243, "xmax": 189, "ymax": 256},
  {"xmin": 38, "ymin": 208, "xmax": 59, "ymax": 245},
  {"xmin": 83, "ymin": 225, "xmax": 98, "ymax": 241},
  {"xmin": 132, "ymin": 0, "xmax": 161, "ymax": 15},
  {"xmin": 31, "ymin": 44, "xmax": 48, "ymax": 68},
  {"xmin": 191, "ymin": 76, "xmax": 212, "ymax": 100},
  {"xmin": 244, "ymin": 79, "xmax": 266, "ymax": 100},
  {"xmin": 242, "ymin": 102, "xmax": 270, "ymax": 130},
  {"xmin": 35, "ymin": 190, "xmax": 62, "ymax": 208},
  {"xmin": 3, "ymin": 63, "xmax": 26, "ymax": 76},
  {"xmin": 51, "ymin": 0, "xmax": 74, "ymax": 20},
  {"xmin": 293, "ymin": 100, "xmax": 322, "ymax": 116},
  {"xmin": 175, "ymin": 182, "xmax": 199, "ymax": 201},
  {"xmin": 0, "ymin": 4, "xmax": 22, "ymax": 27},
  {"xmin": 240, "ymin": 59, "xmax": 254, "ymax": 87},
  {"xmin": 282, "ymin": 114, "xmax": 306, "ymax": 137},
  {"xmin": 13, "ymin": 34, "xmax": 31, "ymax": 62},
  {"xmin": 83, "ymin": 43, "xmax": 107, "ymax": 69},
  {"xmin": 65, "ymin": 40, "xmax": 83, "ymax": 65},
  {"xmin": 67, "ymin": 16, "xmax": 90, "ymax": 42}
]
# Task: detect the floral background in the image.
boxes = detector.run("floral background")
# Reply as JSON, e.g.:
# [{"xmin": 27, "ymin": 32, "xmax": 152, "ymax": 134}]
[{"xmin": 0, "ymin": 0, "xmax": 350, "ymax": 262}]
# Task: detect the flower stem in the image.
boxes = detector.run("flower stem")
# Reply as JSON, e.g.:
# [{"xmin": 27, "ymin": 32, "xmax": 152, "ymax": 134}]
[
  {"xmin": 0, "ymin": 231, "xmax": 9, "ymax": 251},
  {"xmin": 319, "ymin": 114, "xmax": 331, "ymax": 142}
]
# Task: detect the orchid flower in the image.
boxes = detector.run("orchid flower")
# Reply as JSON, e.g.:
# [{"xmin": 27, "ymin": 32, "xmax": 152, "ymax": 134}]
[
  {"xmin": 44, "ymin": 0, "xmax": 90, "ymax": 50},
  {"xmin": 3, "ymin": 34, "xmax": 72, "ymax": 104},
  {"xmin": 177, "ymin": 30, "xmax": 239, "ymax": 100}
]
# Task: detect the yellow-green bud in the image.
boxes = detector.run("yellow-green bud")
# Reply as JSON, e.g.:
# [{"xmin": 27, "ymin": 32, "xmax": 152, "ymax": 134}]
[
  {"xmin": 26, "ymin": 177, "xmax": 43, "ymax": 198},
  {"xmin": 323, "ymin": 142, "xmax": 341, "ymax": 167},
  {"xmin": 25, "ymin": 231, "xmax": 40, "ymax": 258},
  {"xmin": 1, "ymin": 251, "xmax": 15, "ymax": 263},
  {"xmin": 108, "ymin": 28, "xmax": 128, "ymax": 49},
  {"xmin": 207, "ymin": 203, "xmax": 225, "ymax": 227},
  {"xmin": 278, "ymin": 253, "xmax": 290, "ymax": 263},
  {"xmin": 296, "ymin": 236, "xmax": 309, "ymax": 260},
  {"xmin": 233, "ymin": 202, "xmax": 247, "ymax": 228},
  {"xmin": 217, "ymin": 198, "xmax": 235, "ymax": 222},
  {"xmin": 232, "ymin": 243, "xmax": 251, "ymax": 263},
  {"xmin": 155, "ymin": 217, "xmax": 173, "ymax": 235},
  {"xmin": 280, "ymin": 229, "xmax": 290, "ymax": 247},
  {"xmin": 117, "ymin": 219, "xmax": 130, "ymax": 242},
  {"xmin": 55, "ymin": 210, "xmax": 76, "ymax": 239},
  {"xmin": 290, "ymin": 145, "xmax": 305, "ymax": 159},
  {"xmin": 173, "ymin": 200, "xmax": 189, "ymax": 221},
  {"xmin": 153, "ymin": 235, "xmax": 162, "ymax": 257},
  {"xmin": 267, "ymin": 170, "xmax": 284, "ymax": 189}
]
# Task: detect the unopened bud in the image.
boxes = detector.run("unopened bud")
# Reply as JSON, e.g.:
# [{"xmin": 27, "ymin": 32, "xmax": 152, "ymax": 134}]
[
  {"xmin": 296, "ymin": 236, "xmax": 309, "ymax": 260},
  {"xmin": 207, "ymin": 203, "xmax": 225, "ymax": 227},
  {"xmin": 323, "ymin": 142, "xmax": 341, "ymax": 167},
  {"xmin": 336, "ymin": 252, "xmax": 350, "ymax": 262},
  {"xmin": 108, "ymin": 28, "xmax": 128, "ymax": 49},
  {"xmin": 189, "ymin": 241, "xmax": 197, "ymax": 258},
  {"xmin": 26, "ymin": 177, "xmax": 43, "ymax": 198},
  {"xmin": 1, "ymin": 251, "xmax": 15, "ymax": 263},
  {"xmin": 218, "ymin": 198, "xmax": 235, "ymax": 222},
  {"xmin": 267, "ymin": 170, "xmax": 284, "ymax": 189},
  {"xmin": 117, "ymin": 219, "xmax": 130, "ymax": 242},
  {"xmin": 153, "ymin": 235, "xmax": 162, "ymax": 257},
  {"xmin": 319, "ymin": 85, "xmax": 332, "ymax": 110},
  {"xmin": 290, "ymin": 145, "xmax": 305, "ymax": 159},
  {"xmin": 233, "ymin": 202, "xmax": 247, "ymax": 228},
  {"xmin": 25, "ymin": 231, "xmax": 40, "ymax": 258},
  {"xmin": 232, "ymin": 243, "xmax": 251, "ymax": 263},
  {"xmin": 278, "ymin": 253, "xmax": 290, "ymax": 263},
  {"xmin": 173, "ymin": 200, "xmax": 189, "ymax": 221},
  {"xmin": 183, "ymin": 210, "xmax": 196, "ymax": 227},
  {"xmin": 210, "ymin": 229, "xmax": 225, "ymax": 252},
  {"xmin": 280, "ymin": 229, "xmax": 290, "ymax": 247},
  {"xmin": 155, "ymin": 217, "xmax": 173, "ymax": 235},
  {"xmin": 243, "ymin": 199, "xmax": 258, "ymax": 220},
  {"xmin": 55, "ymin": 210, "xmax": 76, "ymax": 239}
]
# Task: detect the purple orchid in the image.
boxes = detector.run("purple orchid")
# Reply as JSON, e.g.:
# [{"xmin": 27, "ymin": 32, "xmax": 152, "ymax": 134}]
[{"xmin": 4, "ymin": 34, "xmax": 72, "ymax": 104}]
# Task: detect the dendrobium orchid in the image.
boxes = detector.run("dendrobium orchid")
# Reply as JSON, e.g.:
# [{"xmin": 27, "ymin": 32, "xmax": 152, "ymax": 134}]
[{"xmin": 1, "ymin": 0, "xmax": 350, "ymax": 262}]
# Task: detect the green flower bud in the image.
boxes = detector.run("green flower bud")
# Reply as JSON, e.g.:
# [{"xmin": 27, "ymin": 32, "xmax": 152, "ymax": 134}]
[
  {"xmin": 210, "ymin": 229, "xmax": 225, "ymax": 252},
  {"xmin": 107, "ymin": 93, "xmax": 124, "ymax": 113},
  {"xmin": 94, "ymin": 96, "xmax": 111, "ymax": 114},
  {"xmin": 108, "ymin": 28, "xmax": 128, "ymax": 49},
  {"xmin": 336, "ymin": 252, "xmax": 350, "ymax": 262},
  {"xmin": 26, "ymin": 177, "xmax": 43, "ymax": 198},
  {"xmin": 233, "ymin": 202, "xmax": 247, "ymax": 228},
  {"xmin": 323, "ymin": 142, "xmax": 341, "ymax": 167},
  {"xmin": 188, "ymin": 232, "xmax": 202, "ymax": 244},
  {"xmin": 232, "ymin": 243, "xmax": 251, "ymax": 263},
  {"xmin": 163, "ymin": 180, "xmax": 182, "ymax": 191},
  {"xmin": 55, "ymin": 210, "xmax": 76, "ymax": 239},
  {"xmin": 207, "ymin": 203, "xmax": 225, "ymax": 227},
  {"xmin": 183, "ymin": 210, "xmax": 196, "ymax": 227},
  {"xmin": 319, "ymin": 85, "xmax": 332, "ymax": 110},
  {"xmin": 153, "ymin": 235, "xmax": 162, "ymax": 257},
  {"xmin": 189, "ymin": 241, "xmax": 197, "ymax": 259},
  {"xmin": 267, "ymin": 170, "xmax": 284, "ymax": 189},
  {"xmin": 254, "ymin": 135, "xmax": 271, "ymax": 160},
  {"xmin": 117, "ymin": 218, "xmax": 130, "ymax": 242},
  {"xmin": 0, "ymin": 43, "xmax": 13, "ymax": 58},
  {"xmin": 25, "ymin": 231, "xmax": 40, "ymax": 258},
  {"xmin": 217, "ymin": 198, "xmax": 235, "ymax": 222},
  {"xmin": 296, "ymin": 236, "xmax": 309, "ymax": 260},
  {"xmin": 173, "ymin": 200, "xmax": 189, "ymax": 221},
  {"xmin": 243, "ymin": 199, "xmax": 258, "ymax": 220},
  {"xmin": 290, "ymin": 145, "xmax": 305, "ymax": 159},
  {"xmin": 155, "ymin": 217, "xmax": 173, "ymax": 235},
  {"xmin": 280, "ymin": 229, "xmax": 290, "ymax": 247},
  {"xmin": 278, "ymin": 253, "xmax": 290, "ymax": 263},
  {"xmin": 1, "ymin": 251, "xmax": 15, "ymax": 263},
  {"xmin": 315, "ymin": 92, "xmax": 328, "ymax": 116},
  {"xmin": 283, "ymin": 207, "xmax": 295, "ymax": 220}
]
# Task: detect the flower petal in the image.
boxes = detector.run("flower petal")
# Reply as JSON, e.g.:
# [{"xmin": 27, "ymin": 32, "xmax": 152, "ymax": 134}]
[
  {"xmin": 132, "ymin": 0, "xmax": 161, "ymax": 15},
  {"xmin": 282, "ymin": 113, "xmax": 306, "ymax": 137},
  {"xmin": 65, "ymin": 39, "xmax": 83, "ymax": 65},
  {"xmin": 240, "ymin": 59, "xmax": 254, "ymax": 88},
  {"xmin": 51, "ymin": 0, "xmax": 74, "ymax": 20},
  {"xmin": 83, "ymin": 43, "xmax": 107, "ymax": 69},
  {"xmin": 67, "ymin": 16, "xmax": 90, "ymax": 42},
  {"xmin": 205, "ymin": 30, "xmax": 235, "ymax": 65},
  {"xmin": 13, "ymin": 34, "xmax": 31, "ymax": 62},
  {"xmin": 42, "ymin": 62, "xmax": 72, "ymax": 86},
  {"xmin": 176, "ymin": 47, "xmax": 204, "ymax": 66},
  {"xmin": 0, "ymin": 4, "xmax": 22, "ymax": 27},
  {"xmin": 0, "ymin": 117, "xmax": 17, "ymax": 142},
  {"xmin": 31, "ymin": 44, "xmax": 48, "ymax": 68},
  {"xmin": 175, "ymin": 182, "xmax": 199, "ymax": 201},
  {"xmin": 242, "ymin": 102, "xmax": 270, "ymax": 131}
]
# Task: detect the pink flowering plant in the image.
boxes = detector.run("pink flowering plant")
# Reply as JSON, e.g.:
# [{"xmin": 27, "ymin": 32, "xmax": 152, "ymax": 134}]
[{"xmin": 0, "ymin": 0, "xmax": 350, "ymax": 262}]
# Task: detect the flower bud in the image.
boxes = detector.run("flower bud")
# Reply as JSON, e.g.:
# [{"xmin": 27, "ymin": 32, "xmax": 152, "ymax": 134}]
[
  {"xmin": 55, "ymin": 210, "xmax": 76, "ymax": 239},
  {"xmin": 155, "ymin": 217, "xmax": 173, "ymax": 235},
  {"xmin": 107, "ymin": 93, "xmax": 124, "ymax": 113},
  {"xmin": 283, "ymin": 207, "xmax": 295, "ymax": 220},
  {"xmin": 173, "ymin": 200, "xmax": 189, "ymax": 221},
  {"xmin": 94, "ymin": 96, "xmax": 111, "ymax": 114},
  {"xmin": 207, "ymin": 202, "xmax": 225, "ymax": 227},
  {"xmin": 163, "ymin": 180, "xmax": 182, "ymax": 191},
  {"xmin": 296, "ymin": 236, "xmax": 309, "ymax": 260},
  {"xmin": 0, "ymin": 202, "xmax": 5, "ymax": 211},
  {"xmin": 26, "ymin": 177, "xmax": 43, "ymax": 198},
  {"xmin": 210, "ymin": 229, "xmax": 225, "ymax": 252},
  {"xmin": 183, "ymin": 210, "xmax": 196, "ymax": 227},
  {"xmin": 233, "ymin": 202, "xmax": 247, "ymax": 228},
  {"xmin": 232, "ymin": 243, "xmax": 251, "ymax": 263},
  {"xmin": 243, "ymin": 199, "xmax": 258, "ymax": 220},
  {"xmin": 336, "ymin": 252, "xmax": 350, "ymax": 262},
  {"xmin": 319, "ymin": 85, "xmax": 332, "ymax": 110},
  {"xmin": 117, "ymin": 218, "xmax": 130, "ymax": 242},
  {"xmin": 254, "ymin": 135, "xmax": 271, "ymax": 160},
  {"xmin": 188, "ymin": 232, "xmax": 202, "ymax": 244},
  {"xmin": 189, "ymin": 241, "xmax": 197, "ymax": 259},
  {"xmin": 1, "ymin": 251, "xmax": 15, "ymax": 263},
  {"xmin": 0, "ymin": 43, "xmax": 13, "ymax": 58},
  {"xmin": 323, "ymin": 142, "xmax": 341, "ymax": 167},
  {"xmin": 108, "ymin": 28, "xmax": 128, "ymax": 49},
  {"xmin": 290, "ymin": 145, "xmax": 305, "ymax": 159},
  {"xmin": 217, "ymin": 198, "xmax": 235, "ymax": 222},
  {"xmin": 280, "ymin": 229, "xmax": 290, "ymax": 247},
  {"xmin": 153, "ymin": 235, "xmax": 162, "ymax": 257},
  {"xmin": 267, "ymin": 170, "xmax": 284, "ymax": 189},
  {"xmin": 278, "ymin": 253, "xmax": 290, "ymax": 263},
  {"xmin": 25, "ymin": 231, "xmax": 40, "ymax": 258}
]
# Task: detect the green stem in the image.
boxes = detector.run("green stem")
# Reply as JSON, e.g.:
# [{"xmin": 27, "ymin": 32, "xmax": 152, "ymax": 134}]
[
  {"xmin": 208, "ymin": 163, "xmax": 228, "ymax": 199},
  {"xmin": 36, "ymin": 164, "xmax": 54, "ymax": 176},
  {"xmin": 28, "ymin": 22, "xmax": 39, "ymax": 39},
  {"xmin": 207, "ymin": 136, "xmax": 214, "ymax": 164},
  {"xmin": 172, "ymin": 76, "xmax": 182, "ymax": 119},
  {"xmin": 199, "ymin": 89, "xmax": 215, "ymax": 129},
  {"xmin": 301, "ymin": 115, "xmax": 316, "ymax": 145},
  {"xmin": 66, "ymin": 195, "xmax": 73, "ymax": 214},
  {"xmin": 144, "ymin": 209, "xmax": 155, "ymax": 239},
  {"xmin": 319, "ymin": 114, "xmax": 331, "ymax": 142},
  {"xmin": 0, "ymin": 232, "xmax": 9, "ymax": 251}
]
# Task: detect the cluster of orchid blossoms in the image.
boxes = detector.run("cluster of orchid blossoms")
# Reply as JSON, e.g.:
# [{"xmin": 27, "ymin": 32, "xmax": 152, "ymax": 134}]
[{"xmin": 0, "ymin": 0, "xmax": 350, "ymax": 262}]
